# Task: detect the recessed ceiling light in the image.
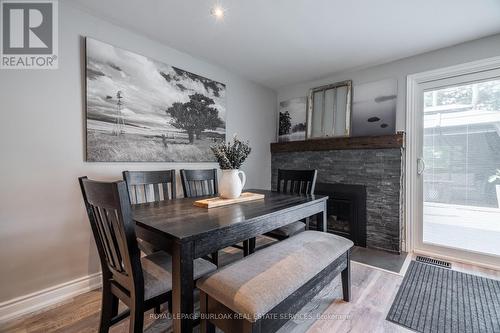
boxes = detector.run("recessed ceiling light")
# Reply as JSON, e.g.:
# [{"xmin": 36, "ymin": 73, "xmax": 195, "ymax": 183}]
[{"xmin": 210, "ymin": 5, "xmax": 225, "ymax": 20}]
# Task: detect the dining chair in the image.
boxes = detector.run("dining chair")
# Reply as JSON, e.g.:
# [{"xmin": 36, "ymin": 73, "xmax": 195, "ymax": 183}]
[
  {"xmin": 79, "ymin": 177, "xmax": 216, "ymax": 333},
  {"xmin": 123, "ymin": 170, "xmax": 176, "ymax": 204},
  {"xmin": 123, "ymin": 170, "xmax": 176, "ymax": 254},
  {"xmin": 180, "ymin": 169, "xmax": 218, "ymax": 198},
  {"xmin": 180, "ymin": 169, "xmax": 251, "ymax": 264},
  {"xmin": 249, "ymin": 169, "xmax": 318, "ymax": 253}
]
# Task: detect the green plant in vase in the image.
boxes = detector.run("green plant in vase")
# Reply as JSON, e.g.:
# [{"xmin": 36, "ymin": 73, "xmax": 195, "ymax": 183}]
[{"xmin": 211, "ymin": 135, "xmax": 251, "ymax": 198}]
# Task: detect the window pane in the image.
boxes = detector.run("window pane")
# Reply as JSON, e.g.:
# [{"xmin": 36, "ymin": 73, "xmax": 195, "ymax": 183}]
[
  {"xmin": 323, "ymin": 88, "xmax": 335, "ymax": 136},
  {"xmin": 335, "ymin": 86, "xmax": 348, "ymax": 136},
  {"xmin": 312, "ymin": 91, "xmax": 323, "ymax": 137}
]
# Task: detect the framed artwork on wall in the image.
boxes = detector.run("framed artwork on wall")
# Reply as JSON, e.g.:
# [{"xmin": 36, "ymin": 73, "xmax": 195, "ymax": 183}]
[
  {"xmin": 351, "ymin": 78, "xmax": 397, "ymax": 137},
  {"xmin": 277, "ymin": 96, "xmax": 307, "ymax": 142},
  {"xmin": 85, "ymin": 37, "xmax": 226, "ymax": 162}
]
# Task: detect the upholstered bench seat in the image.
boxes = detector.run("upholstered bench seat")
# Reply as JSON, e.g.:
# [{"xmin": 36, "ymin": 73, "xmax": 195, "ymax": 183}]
[{"xmin": 197, "ymin": 231, "xmax": 353, "ymax": 326}]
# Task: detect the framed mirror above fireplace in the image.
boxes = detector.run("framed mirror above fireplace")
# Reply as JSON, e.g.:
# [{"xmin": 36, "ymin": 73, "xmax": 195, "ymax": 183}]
[{"xmin": 306, "ymin": 80, "xmax": 352, "ymax": 139}]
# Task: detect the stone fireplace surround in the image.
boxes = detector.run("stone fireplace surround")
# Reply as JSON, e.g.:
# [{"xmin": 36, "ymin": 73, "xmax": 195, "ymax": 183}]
[{"xmin": 271, "ymin": 134, "xmax": 404, "ymax": 253}]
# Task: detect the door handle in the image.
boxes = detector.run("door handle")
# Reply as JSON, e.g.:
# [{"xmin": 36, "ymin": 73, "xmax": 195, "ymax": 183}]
[{"xmin": 417, "ymin": 158, "xmax": 426, "ymax": 175}]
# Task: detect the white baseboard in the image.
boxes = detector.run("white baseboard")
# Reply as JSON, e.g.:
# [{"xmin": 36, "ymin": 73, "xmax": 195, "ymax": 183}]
[{"xmin": 0, "ymin": 272, "xmax": 102, "ymax": 323}]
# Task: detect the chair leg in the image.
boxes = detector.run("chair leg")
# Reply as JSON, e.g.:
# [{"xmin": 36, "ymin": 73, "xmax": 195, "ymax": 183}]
[
  {"xmin": 341, "ymin": 253, "xmax": 351, "ymax": 302},
  {"xmin": 167, "ymin": 293, "xmax": 173, "ymax": 313},
  {"xmin": 129, "ymin": 301, "xmax": 144, "ymax": 333},
  {"xmin": 249, "ymin": 237, "xmax": 256, "ymax": 254},
  {"xmin": 99, "ymin": 281, "xmax": 116, "ymax": 333},
  {"xmin": 199, "ymin": 291, "xmax": 215, "ymax": 333},
  {"xmin": 243, "ymin": 240, "xmax": 249, "ymax": 256},
  {"xmin": 167, "ymin": 292, "xmax": 173, "ymax": 313},
  {"xmin": 210, "ymin": 251, "xmax": 219, "ymax": 267}
]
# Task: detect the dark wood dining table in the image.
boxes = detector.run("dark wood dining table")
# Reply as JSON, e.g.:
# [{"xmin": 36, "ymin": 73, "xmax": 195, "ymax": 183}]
[{"xmin": 132, "ymin": 189, "xmax": 328, "ymax": 333}]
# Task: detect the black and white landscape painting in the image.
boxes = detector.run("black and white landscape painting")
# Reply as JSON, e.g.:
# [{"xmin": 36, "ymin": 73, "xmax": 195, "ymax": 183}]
[
  {"xmin": 351, "ymin": 79, "xmax": 397, "ymax": 136},
  {"xmin": 278, "ymin": 97, "xmax": 307, "ymax": 142},
  {"xmin": 85, "ymin": 38, "xmax": 226, "ymax": 162}
]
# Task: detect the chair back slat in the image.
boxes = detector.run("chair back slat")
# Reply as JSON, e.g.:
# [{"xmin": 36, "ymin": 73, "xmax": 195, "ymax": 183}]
[
  {"xmin": 207, "ymin": 179, "xmax": 214, "ymax": 196},
  {"xmin": 180, "ymin": 169, "xmax": 218, "ymax": 198},
  {"xmin": 91, "ymin": 206, "xmax": 116, "ymax": 270},
  {"xmin": 161, "ymin": 182, "xmax": 170, "ymax": 201},
  {"xmin": 123, "ymin": 170, "xmax": 176, "ymax": 204},
  {"xmin": 144, "ymin": 184, "xmax": 153, "ymax": 203},
  {"xmin": 95, "ymin": 206, "xmax": 121, "ymax": 271},
  {"xmin": 153, "ymin": 183, "xmax": 160, "ymax": 202},
  {"xmin": 79, "ymin": 177, "xmax": 143, "ymax": 291},
  {"xmin": 105, "ymin": 208, "xmax": 128, "ymax": 272},
  {"xmin": 276, "ymin": 169, "xmax": 317, "ymax": 195}
]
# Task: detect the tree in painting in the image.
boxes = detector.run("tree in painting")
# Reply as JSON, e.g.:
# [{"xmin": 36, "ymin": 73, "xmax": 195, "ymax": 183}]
[
  {"xmin": 279, "ymin": 111, "xmax": 291, "ymax": 135},
  {"xmin": 166, "ymin": 93, "xmax": 223, "ymax": 143}
]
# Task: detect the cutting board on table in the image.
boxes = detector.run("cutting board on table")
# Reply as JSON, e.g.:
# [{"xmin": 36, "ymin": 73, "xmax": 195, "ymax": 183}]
[{"xmin": 194, "ymin": 192, "xmax": 265, "ymax": 208}]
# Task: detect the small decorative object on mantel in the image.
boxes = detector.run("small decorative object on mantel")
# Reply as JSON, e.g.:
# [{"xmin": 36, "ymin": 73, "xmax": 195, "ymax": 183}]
[
  {"xmin": 278, "ymin": 97, "xmax": 307, "ymax": 142},
  {"xmin": 211, "ymin": 135, "xmax": 251, "ymax": 199}
]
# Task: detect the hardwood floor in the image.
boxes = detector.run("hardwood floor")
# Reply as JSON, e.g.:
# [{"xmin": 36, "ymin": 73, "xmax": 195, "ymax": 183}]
[
  {"xmin": 0, "ymin": 263, "xmax": 408, "ymax": 333},
  {"xmin": 1, "ymin": 248, "xmax": 499, "ymax": 333},
  {"xmin": 306, "ymin": 263, "xmax": 408, "ymax": 333}
]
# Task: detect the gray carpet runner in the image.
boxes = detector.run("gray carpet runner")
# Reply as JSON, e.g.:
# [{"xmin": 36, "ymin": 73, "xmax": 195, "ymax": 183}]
[{"xmin": 387, "ymin": 261, "xmax": 500, "ymax": 333}]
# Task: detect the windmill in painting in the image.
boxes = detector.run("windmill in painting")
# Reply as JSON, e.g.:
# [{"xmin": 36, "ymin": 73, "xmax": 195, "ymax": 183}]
[
  {"xmin": 85, "ymin": 38, "xmax": 226, "ymax": 162},
  {"xmin": 113, "ymin": 90, "xmax": 125, "ymax": 136}
]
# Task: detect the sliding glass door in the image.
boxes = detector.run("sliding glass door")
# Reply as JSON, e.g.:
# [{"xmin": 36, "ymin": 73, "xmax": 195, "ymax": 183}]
[{"xmin": 413, "ymin": 66, "xmax": 500, "ymax": 267}]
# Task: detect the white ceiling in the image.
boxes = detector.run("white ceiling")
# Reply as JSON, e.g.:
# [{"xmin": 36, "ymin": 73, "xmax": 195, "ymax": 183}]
[{"xmin": 70, "ymin": 0, "xmax": 500, "ymax": 89}]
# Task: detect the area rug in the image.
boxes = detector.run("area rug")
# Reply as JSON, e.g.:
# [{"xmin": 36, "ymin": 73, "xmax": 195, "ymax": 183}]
[{"xmin": 387, "ymin": 261, "xmax": 500, "ymax": 333}]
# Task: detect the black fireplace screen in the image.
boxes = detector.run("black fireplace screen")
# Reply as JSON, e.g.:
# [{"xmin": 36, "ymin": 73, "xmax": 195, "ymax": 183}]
[{"xmin": 315, "ymin": 183, "xmax": 367, "ymax": 247}]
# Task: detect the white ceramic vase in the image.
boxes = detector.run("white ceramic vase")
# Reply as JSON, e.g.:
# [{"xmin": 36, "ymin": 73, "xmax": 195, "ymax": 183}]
[{"xmin": 219, "ymin": 169, "xmax": 246, "ymax": 199}]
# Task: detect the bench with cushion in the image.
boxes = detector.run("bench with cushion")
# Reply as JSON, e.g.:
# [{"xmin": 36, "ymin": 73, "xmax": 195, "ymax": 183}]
[{"xmin": 197, "ymin": 231, "xmax": 354, "ymax": 333}]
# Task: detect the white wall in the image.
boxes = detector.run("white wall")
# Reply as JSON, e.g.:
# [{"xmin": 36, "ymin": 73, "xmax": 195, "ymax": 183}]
[
  {"xmin": 0, "ymin": 2, "xmax": 276, "ymax": 303},
  {"xmin": 277, "ymin": 33, "xmax": 500, "ymax": 132}
]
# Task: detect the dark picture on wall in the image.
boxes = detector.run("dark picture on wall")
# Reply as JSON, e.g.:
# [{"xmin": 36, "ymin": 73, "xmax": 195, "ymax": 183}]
[
  {"xmin": 351, "ymin": 78, "xmax": 397, "ymax": 136},
  {"xmin": 85, "ymin": 38, "xmax": 226, "ymax": 162},
  {"xmin": 278, "ymin": 97, "xmax": 307, "ymax": 142}
]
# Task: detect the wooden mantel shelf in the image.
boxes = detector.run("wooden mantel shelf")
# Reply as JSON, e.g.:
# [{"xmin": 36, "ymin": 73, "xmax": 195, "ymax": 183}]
[{"xmin": 270, "ymin": 133, "xmax": 404, "ymax": 153}]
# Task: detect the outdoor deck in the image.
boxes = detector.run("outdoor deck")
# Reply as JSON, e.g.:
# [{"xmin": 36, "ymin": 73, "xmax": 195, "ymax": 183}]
[{"xmin": 423, "ymin": 202, "xmax": 500, "ymax": 256}]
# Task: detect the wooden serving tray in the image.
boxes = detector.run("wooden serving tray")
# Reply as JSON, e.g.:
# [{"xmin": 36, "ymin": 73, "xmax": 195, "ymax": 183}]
[{"xmin": 194, "ymin": 192, "xmax": 265, "ymax": 208}]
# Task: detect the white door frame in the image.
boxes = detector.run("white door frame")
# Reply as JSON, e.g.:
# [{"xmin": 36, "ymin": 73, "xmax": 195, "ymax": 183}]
[{"xmin": 405, "ymin": 56, "xmax": 500, "ymax": 269}]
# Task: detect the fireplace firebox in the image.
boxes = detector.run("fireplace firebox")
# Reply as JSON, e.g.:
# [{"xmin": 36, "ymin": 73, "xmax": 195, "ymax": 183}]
[{"xmin": 315, "ymin": 183, "xmax": 367, "ymax": 247}]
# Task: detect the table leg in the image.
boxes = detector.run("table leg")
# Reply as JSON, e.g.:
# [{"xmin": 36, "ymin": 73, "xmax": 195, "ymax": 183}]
[
  {"xmin": 172, "ymin": 241, "xmax": 194, "ymax": 333},
  {"xmin": 316, "ymin": 201, "xmax": 327, "ymax": 232}
]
